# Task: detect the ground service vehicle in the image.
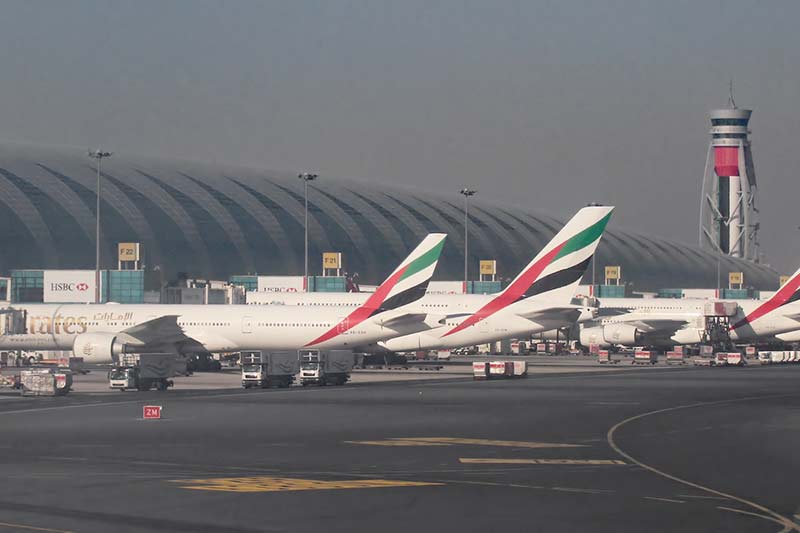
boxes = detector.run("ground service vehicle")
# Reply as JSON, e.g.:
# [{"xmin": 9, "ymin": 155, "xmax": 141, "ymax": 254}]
[
  {"xmin": 109, "ymin": 354, "xmax": 175, "ymax": 391},
  {"xmin": 725, "ymin": 352, "xmax": 746, "ymax": 366},
  {"xmin": 713, "ymin": 353, "xmax": 729, "ymax": 367},
  {"xmin": 241, "ymin": 350, "xmax": 298, "ymax": 388},
  {"xmin": 299, "ymin": 349, "xmax": 353, "ymax": 386}
]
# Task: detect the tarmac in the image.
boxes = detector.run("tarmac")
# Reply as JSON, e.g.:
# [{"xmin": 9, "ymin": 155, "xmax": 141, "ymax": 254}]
[{"xmin": 1, "ymin": 360, "xmax": 799, "ymax": 532}]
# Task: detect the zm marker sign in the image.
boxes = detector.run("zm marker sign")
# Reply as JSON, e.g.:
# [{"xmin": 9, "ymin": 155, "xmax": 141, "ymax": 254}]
[
  {"xmin": 43, "ymin": 270, "xmax": 97, "ymax": 303},
  {"xmin": 143, "ymin": 405, "xmax": 162, "ymax": 420}
]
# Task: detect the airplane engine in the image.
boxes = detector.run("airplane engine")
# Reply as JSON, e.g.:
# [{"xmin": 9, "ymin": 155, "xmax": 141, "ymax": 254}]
[
  {"xmin": 670, "ymin": 328, "xmax": 703, "ymax": 345},
  {"xmin": 540, "ymin": 323, "xmax": 580, "ymax": 341},
  {"xmin": 540, "ymin": 329, "xmax": 566, "ymax": 341},
  {"xmin": 602, "ymin": 324, "xmax": 641, "ymax": 346},
  {"xmin": 72, "ymin": 333, "xmax": 129, "ymax": 364},
  {"xmin": 579, "ymin": 327, "xmax": 610, "ymax": 348}
]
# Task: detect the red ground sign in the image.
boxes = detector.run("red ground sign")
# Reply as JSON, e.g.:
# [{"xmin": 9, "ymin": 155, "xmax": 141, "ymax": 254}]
[{"xmin": 143, "ymin": 405, "xmax": 162, "ymax": 419}]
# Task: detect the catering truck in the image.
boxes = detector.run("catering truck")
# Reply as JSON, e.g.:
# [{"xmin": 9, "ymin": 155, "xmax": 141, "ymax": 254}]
[
  {"xmin": 299, "ymin": 349, "xmax": 353, "ymax": 386},
  {"xmin": 108, "ymin": 354, "xmax": 176, "ymax": 391},
  {"xmin": 240, "ymin": 350, "xmax": 298, "ymax": 389}
]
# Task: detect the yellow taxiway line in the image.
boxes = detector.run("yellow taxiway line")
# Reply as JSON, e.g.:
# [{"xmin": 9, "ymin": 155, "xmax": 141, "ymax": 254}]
[
  {"xmin": 170, "ymin": 476, "xmax": 443, "ymax": 493},
  {"xmin": 346, "ymin": 437, "xmax": 587, "ymax": 448},
  {"xmin": 459, "ymin": 458, "xmax": 625, "ymax": 465}
]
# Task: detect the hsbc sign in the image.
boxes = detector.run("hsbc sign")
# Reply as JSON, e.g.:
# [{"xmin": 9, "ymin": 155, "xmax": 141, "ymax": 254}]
[{"xmin": 43, "ymin": 270, "xmax": 97, "ymax": 303}]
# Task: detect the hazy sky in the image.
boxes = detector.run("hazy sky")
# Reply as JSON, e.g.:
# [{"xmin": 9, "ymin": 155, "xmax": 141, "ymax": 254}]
[{"xmin": 1, "ymin": 1, "xmax": 798, "ymax": 271}]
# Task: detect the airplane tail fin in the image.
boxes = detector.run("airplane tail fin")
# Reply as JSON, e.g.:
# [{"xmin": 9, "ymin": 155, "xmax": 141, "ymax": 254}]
[
  {"xmin": 373, "ymin": 233, "xmax": 447, "ymax": 312},
  {"xmin": 504, "ymin": 205, "xmax": 614, "ymax": 303},
  {"xmin": 441, "ymin": 205, "xmax": 613, "ymax": 337},
  {"xmin": 730, "ymin": 264, "xmax": 800, "ymax": 330},
  {"xmin": 304, "ymin": 233, "xmax": 446, "ymax": 347}
]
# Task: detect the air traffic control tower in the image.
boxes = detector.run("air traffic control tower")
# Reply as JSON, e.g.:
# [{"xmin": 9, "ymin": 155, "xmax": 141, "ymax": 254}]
[{"xmin": 699, "ymin": 90, "xmax": 760, "ymax": 262}]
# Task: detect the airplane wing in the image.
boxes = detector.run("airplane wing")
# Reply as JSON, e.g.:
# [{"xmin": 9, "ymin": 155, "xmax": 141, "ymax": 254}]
[
  {"xmin": 516, "ymin": 307, "xmax": 583, "ymax": 324},
  {"xmin": 627, "ymin": 319, "xmax": 691, "ymax": 335},
  {"xmin": 119, "ymin": 315, "xmax": 194, "ymax": 347},
  {"xmin": 374, "ymin": 313, "xmax": 429, "ymax": 329}
]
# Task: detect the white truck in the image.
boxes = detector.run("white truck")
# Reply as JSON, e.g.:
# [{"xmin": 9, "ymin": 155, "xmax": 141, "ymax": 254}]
[
  {"xmin": 241, "ymin": 350, "xmax": 298, "ymax": 389},
  {"xmin": 299, "ymin": 349, "xmax": 353, "ymax": 386},
  {"xmin": 109, "ymin": 354, "xmax": 176, "ymax": 391}
]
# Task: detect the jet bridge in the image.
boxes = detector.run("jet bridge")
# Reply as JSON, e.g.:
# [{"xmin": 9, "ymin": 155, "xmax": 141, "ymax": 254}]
[
  {"xmin": 702, "ymin": 301, "xmax": 739, "ymax": 346},
  {"xmin": 0, "ymin": 308, "xmax": 28, "ymax": 336}
]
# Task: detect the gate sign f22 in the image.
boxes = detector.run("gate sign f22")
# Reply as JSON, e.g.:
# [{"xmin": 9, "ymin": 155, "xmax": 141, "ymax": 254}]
[{"xmin": 43, "ymin": 270, "xmax": 96, "ymax": 303}]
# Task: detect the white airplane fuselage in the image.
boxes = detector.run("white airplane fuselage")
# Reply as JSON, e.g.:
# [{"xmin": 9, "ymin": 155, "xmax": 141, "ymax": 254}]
[
  {"xmin": 250, "ymin": 292, "xmax": 591, "ymax": 351},
  {"xmin": 583, "ymin": 297, "xmax": 800, "ymax": 345},
  {"xmin": 0, "ymin": 303, "xmax": 430, "ymax": 362}
]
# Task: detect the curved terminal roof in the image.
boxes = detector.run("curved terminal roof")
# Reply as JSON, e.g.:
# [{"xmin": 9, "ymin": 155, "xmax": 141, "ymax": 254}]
[{"xmin": 0, "ymin": 143, "xmax": 778, "ymax": 291}]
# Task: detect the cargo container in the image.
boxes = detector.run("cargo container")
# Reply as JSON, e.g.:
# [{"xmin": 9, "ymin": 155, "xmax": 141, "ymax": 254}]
[
  {"xmin": 511, "ymin": 361, "xmax": 528, "ymax": 377},
  {"xmin": 489, "ymin": 361, "xmax": 527, "ymax": 378},
  {"xmin": 472, "ymin": 362, "xmax": 489, "ymax": 380},
  {"xmin": 598, "ymin": 350, "xmax": 620, "ymax": 364},
  {"xmin": 489, "ymin": 361, "xmax": 506, "ymax": 378},
  {"xmin": 21, "ymin": 368, "xmax": 72, "ymax": 396},
  {"xmin": 633, "ymin": 350, "xmax": 657, "ymax": 365},
  {"xmin": 665, "ymin": 351, "xmax": 686, "ymax": 365}
]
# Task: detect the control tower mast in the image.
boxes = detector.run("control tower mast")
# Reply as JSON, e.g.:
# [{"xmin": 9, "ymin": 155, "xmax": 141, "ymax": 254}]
[{"xmin": 699, "ymin": 85, "xmax": 760, "ymax": 262}]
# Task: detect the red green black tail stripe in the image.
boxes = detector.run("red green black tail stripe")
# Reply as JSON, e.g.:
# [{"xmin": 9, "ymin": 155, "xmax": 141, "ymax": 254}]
[
  {"xmin": 304, "ymin": 266, "xmax": 408, "ymax": 346},
  {"xmin": 730, "ymin": 273, "xmax": 800, "ymax": 330},
  {"xmin": 304, "ymin": 237, "xmax": 445, "ymax": 346},
  {"xmin": 442, "ymin": 212, "xmax": 609, "ymax": 338}
]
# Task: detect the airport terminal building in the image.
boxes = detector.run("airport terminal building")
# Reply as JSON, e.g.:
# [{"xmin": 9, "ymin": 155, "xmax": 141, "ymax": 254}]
[{"xmin": 0, "ymin": 143, "xmax": 779, "ymax": 295}]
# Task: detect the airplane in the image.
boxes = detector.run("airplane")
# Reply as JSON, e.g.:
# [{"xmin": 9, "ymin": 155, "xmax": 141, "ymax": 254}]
[
  {"xmin": 575, "ymin": 265, "xmax": 800, "ymax": 348},
  {"xmin": 251, "ymin": 205, "xmax": 614, "ymax": 352},
  {"xmin": 0, "ymin": 234, "xmax": 447, "ymax": 363},
  {"xmin": 380, "ymin": 205, "xmax": 613, "ymax": 352}
]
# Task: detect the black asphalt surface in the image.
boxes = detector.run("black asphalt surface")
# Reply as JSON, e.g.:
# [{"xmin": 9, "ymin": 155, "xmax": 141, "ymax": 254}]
[{"xmin": 2, "ymin": 365, "xmax": 800, "ymax": 532}]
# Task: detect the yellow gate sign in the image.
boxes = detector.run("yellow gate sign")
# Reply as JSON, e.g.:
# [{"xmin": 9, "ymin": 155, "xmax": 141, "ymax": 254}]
[
  {"xmin": 118, "ymin": 242, "xmax": 140, "ymax": 262},
  {"xmin": 729, "ymin": 272, "xmax": 743, "ymax": 287},
  {"xmin": 323, "ymin": 252, "xmax": 341, "ymax": 269},
  {"xmin": 604, "ymin": 266, "xmax": 621, "ymax": 281},
  {"xmin": 479, "ymin": 260, "xmax": 496, "ymax": 276}
]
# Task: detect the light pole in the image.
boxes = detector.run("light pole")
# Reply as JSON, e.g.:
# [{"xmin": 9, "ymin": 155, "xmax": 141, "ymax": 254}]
[
  {"xmin": 88, "ymin": 149, "xmax": 112, "ymax": 303},
  {"xmin": 460, "ymin": 188, "xmax": 477, "ymax": 285},
  {"xmin": 714, "ymin": 214, "xmax": 726, "ymax": 296},
  {"xmin": 298, "ymin": 173, "xmax": 318, "ymax": 286}
]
